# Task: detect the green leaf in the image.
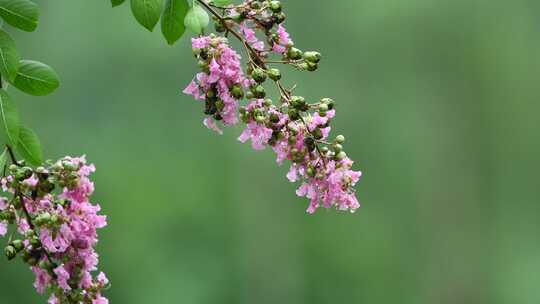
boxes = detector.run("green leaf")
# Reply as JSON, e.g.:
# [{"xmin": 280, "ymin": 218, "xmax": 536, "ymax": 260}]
[
  {"xmin": 0, "ymin": 148, "xmax": 7, "ymax": 172},
  {"xmin": 130, "ymin": 0, "xmax": 163, "ymax": 31},
  {"xmin": 0, "ymin": 89, "xmax": 20, "ymax": 145},
  {"xmin": 16, "ymin": 126, "xmax": 41, "ymax": 166},
  {"xmin": 111, "ymin": 0, "xmax": 126, "ymax": 7},
  {"xmin": 0, "ymin": 0, "xmax": 39, "ymax": 32},
  {"xmin": 12, "ymin": 60, "xmax": 59, "ymax": 96},
  {"xmin": 161, "ymin": 0, "xmax": 188, "ymax": 45},
  {"xmin": 213, "ymin": 0, "xmax": 231, "ymax": 6},
  {"xmin": 0, "ymin": 29, "xmax": 20, "ymax": 81},
  {"xmin": 184, "ymin": 4, "xmax": 209, "ymax": 34}
]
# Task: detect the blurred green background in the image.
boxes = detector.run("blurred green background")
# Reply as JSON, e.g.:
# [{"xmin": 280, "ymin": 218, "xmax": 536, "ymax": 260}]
[{"xmin": 1, "ymin": 0, "xmax": 539, "ymax": 303}]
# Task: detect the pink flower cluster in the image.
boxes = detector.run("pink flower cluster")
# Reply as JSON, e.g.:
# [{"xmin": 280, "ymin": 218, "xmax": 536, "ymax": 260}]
[
  {"xmin": 0, "ymin": 156, "xmax": 109, "ymax": 303},
  {"xmin": 183, "ymin": 35, "xmax": 246, "ymax": 134},
  {"xmin": 183, "ymin": 1, "xmax": 362, "ymax": 213},
  {"xmin": 239, "ymin": 100, "xmax": 361, "ymax": 213}
]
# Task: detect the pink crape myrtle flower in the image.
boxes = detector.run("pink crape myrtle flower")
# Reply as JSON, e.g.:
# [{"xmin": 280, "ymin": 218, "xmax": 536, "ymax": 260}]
[
  {"xmin": 273, "ymin": 24, "xmax": 293, "ymax": 54},
  {"xmin": 183, "ymin": 36, "xmax": 246, "ymax": 134}
]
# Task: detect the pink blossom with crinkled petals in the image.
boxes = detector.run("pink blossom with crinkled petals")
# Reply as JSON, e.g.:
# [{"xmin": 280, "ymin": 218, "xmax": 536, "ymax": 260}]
[
  {"xmin": 203, "ymin": 118, "xmax": 223, "ymax": 135},
  {"xmin": 32, "ymin": 266, "xmax": 51, "ymax": 294},
  {"xmin": 240, "ymin": 22, "xmax": 265, "ymax": 52},
  {"xmin": 93, "ymin": 296, "xmax": 109, "ymax": 304},
  {"xmin": 273, "ymin": 24, "xmax": 293, "ymax": 54},
  {"xmin": 183, "ymin": 80, "xmax": 201, "ymax": 99},
  {"xmin": 54, "ymin": 265, "xmax": 71, "ymax": 291},
  {"xmin": 238, "ymin": 121, "xmax": 273, "ymax": 150},
  {"xmin": 48, "ymin": 295, "xmax": 59, "ymax": 304},
  {"xmin": 191, "ymin": 36, "xmax": 211, "ymax": 49}
]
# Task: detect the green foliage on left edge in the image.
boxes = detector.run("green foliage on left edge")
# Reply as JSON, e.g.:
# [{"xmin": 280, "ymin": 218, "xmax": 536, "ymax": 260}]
[
  {"xmin": 16, "ymin": 125, "xmax": 41, "ymax": 166},
  {"xmin": 0, "ymin": 148, "xmax": 7, "ymax": 171},
  {"xmin": 0, "ymin": 89, "xmax": 20, "ymax": 145},
  {"xmin": 12, "ymin": 59, "xmax": 60, "ymax": 96},
  {"xmin": 161, "ymin": 0, "xmax": 189, "ymax": 45},
  {"xmin": 130, "ymin": 0, "xmax": 163, "ymax": 31},
  {"xmin": 0, "ymin": 29, "xmax": 20, "ymax": 82},
  {"xmin": 0, "ymin": 0, "xmax": 39, "ymax": 32}
]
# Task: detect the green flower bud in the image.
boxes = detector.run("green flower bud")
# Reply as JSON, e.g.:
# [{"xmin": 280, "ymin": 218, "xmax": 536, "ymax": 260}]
[
  {"xmin": 8, "ymin": 164, "xmax": 18, "ymax": 172},
  {"xmin": 321, "ymin": 97, "xmax": 335, "ymax": 110},
  {"xmin": 306, "ymin": 166, "xmax": 316, "ymax": 178},
  {"xmin": 288, "ymin": 135, "xmax": 297, "ymax": 145},
  {"xmin": 246, "ymin": 91, "xmax": 254, "ymax": 100},
  {"xmin": 215, "ymin": 99, "xmax": 225, "ymax": 111},
  {"xmin": 293, "ymin": 151, "xmax": 305, "ymax": 163},
  {"xmin": 306, "ymin": 62, "xmax": 318, "ymax": 72},
  {"xmin": 51, "ymin": 163, "xmax": 62, "ymax": 172},
  {"xmin": 298, "ymin": 62, "xmax": 309, "ymax": 70},
  {"xmin": 214, "ymin": 20, "xmax": 226, "ymax": 32},
  {"xmin": 255, "ymin": 115, "xmax": 265, "ymax": 123},
  {"xmin": 333, "ymin": 144, "xmax": 343, "ymax": 153},
  {"xmin": 267, "ymin": 68, "xmax": 281, "ymax": 81},
  {"xmin": 335, "ymin": 135, "xmax": 345, "ymax": 144},
  {"xmin": 200, "ymin": 61, "xmax": 210, "ymax": 73},
  {"xmin": 206, "ymin": 89, "xmax": 217, "ymax": 99},
  {"xmin": 270, "ymin": 113, "xmax": 280, "ymax": 123},
  {"xmin": 241, "ymin": 113, "xmax": 250, "ymax": 123},
  {"xmin": 5, "ymin": 245, "xmax": 17, "ymax": 260},
  {"xmin": 251, "ymin": 68, "xmax": 267, "ymax": 83},
  {"xmin": 250, "ymin": 1, "xmax": 261, "ymax": 9},
  {"xmin": 30, "ymin": 237, "xmax": 40, "ymax": 247},
  {"xmin": 290, "ymin": 96, "xmax": 306, "ymax": 109},
  {"xmin": 336, "ymin": 151, "xmax": 347, "ymax": 160},
  {"xmin": 303, "ymin": 51, "xmax": 321, "ymax": 63},
  {"xmin": 288, "ymin": 108, "xmax": 300, "ymax": 120},
  {"xmin": 253, "ymin": 85, "xmax": 266, "ymax": 98},
  {"xmin": 27, "ymin": 256, "xmax": 38, "ymax": 266},
  {"xmin": 263, "ymin": 98, "xmax": 273, "ymax": 107},
  {"xmin": 304, "ymin": 137, "xmax": 316, "ymax": 151},
  {"xmin": 318, "ymin": 103, "xmax": 328, "ymax": 112},
  {"xmin": 11, "ymin": 240, "xmax": 24, "ymax": 252},
  {"xmin": 274, "ymin": 12, "xmax": 286, "ymax": 24},
  {"xmin": 35, "ymin": 212, "xmax": 51, "ymax": 226},
  {"xmin": 50, "ymin": 214, "xmax": 60, "ymax": 225},
  {"xmin": 21, "ymin": 250, "xmax": 31, "ymax": 263},
  {"xmin": 25, "ymin": 229, "xmax": 35, "ymax": 238},
  {"xmin": 287, "ymin": 47, "xmax": 303, "ymax": 60},
  {"xmin": 269, "ymin": 0, "xmax": 282, "ymax": 12},
  {"xmin": 312, "ymin": 128, "xmax": 323, "ymax": 140},
  {"xmin": 231, "ymin": 85, "xmax": 244, "ymax": 99},
  {"xmin": 320, "ymin": 146, "xmax": 329, "ymax": 153}
]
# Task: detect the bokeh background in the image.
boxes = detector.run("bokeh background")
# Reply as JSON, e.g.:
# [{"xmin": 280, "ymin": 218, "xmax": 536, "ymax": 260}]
[{"xmin": 1, "ymin": 0, "xmax": 539, "ymax": 303}]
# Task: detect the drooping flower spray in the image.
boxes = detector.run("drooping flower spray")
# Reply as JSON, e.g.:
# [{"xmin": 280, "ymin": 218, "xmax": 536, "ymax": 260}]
[
  {"xmin": 0, "ymin": 147, "xmax": 109, "ymax": 303},
  {"xmin": 184, "ymin": 0, "xmax": 362, "ymax": 213}
]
